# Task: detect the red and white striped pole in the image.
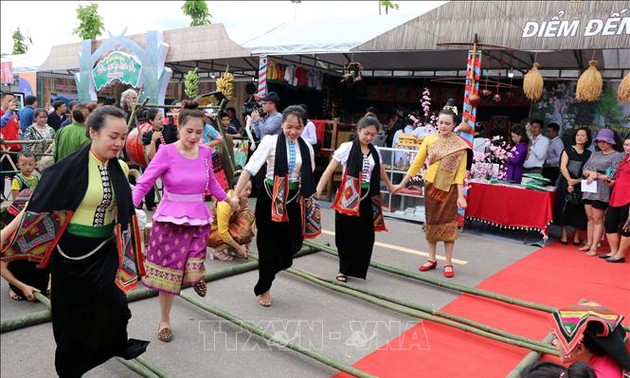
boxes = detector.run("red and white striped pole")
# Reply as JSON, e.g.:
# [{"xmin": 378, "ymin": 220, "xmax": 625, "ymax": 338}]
[{"xmin": 257, "ymin": 55, "xmax": 268, "ymax": 98}]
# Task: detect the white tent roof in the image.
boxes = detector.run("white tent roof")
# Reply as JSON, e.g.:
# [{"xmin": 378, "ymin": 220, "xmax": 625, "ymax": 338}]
[
  {"xmin": 241, "ymin": 13, "xmax": 424, "ymax": 55},
  {"xmin": 1, "ymin": 48, "xmax": 51, "ymax": 73}
]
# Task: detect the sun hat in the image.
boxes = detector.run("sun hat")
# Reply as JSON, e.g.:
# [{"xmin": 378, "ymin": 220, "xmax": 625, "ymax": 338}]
[{"xmin": 594, "ymin": 128, "xmax": 616, "ymax": 145}]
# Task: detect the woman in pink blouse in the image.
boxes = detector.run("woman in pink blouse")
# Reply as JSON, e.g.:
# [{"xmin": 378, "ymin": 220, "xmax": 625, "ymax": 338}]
[{"xmin": 132, "ymin": 101, "xmax": 238, "ymax": 342}]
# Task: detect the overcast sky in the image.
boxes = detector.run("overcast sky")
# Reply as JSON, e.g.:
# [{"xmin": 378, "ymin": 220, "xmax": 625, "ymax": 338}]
[{"xmin": 0, "ymin": 1, "xmax": 446, "ymax": 56}]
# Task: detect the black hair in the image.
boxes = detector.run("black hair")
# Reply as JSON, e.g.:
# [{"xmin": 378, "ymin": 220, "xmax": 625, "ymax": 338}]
[
  {"xmin": 33, "ymin": 108, "xmax": 48, "ymax": 120},
  {"xmin": 52, "ymin": 100, "xmax": 65, "ymax": 111},
  {"xmin": 357, "ymin": 115, "xmax": 381, "ymax": 132},
  {"xmin": 511, "ymin": 125, "xmax": 530, "ymax": 145},
  {"xmin": 178, "ymin": 100, "xmax": 204, "ymax": 127},
  {"xmin": 299, "ymin": 103, "xmax": 310, "ymax": 115},
  {"xmin": 531, "ymin": 119, "xmax": 544, "ymax": 128},
  {"xmin": 1, "ymin": 92, "xmax": 15, "ymax": 100},
  {"xmin": 521, "ymin": 361, "xmax": 595, "ymax": 378},
  {"xmin": 226, "ymin": 107, "xmax": 237, "ymax": 114},
  {"xmin": 85, "ymin": 105, "xmax": 127, "ymax": 136},
  {"xmin": 72, "ymin": 103, "xmax": 89, "ymax": 124},
  {"xmin": 282, "ymin": 105, "xmax": 307, "ymax": 127},
  {"xmin": 24, "ymin": 95, "xmax": 37, "ymax": 106},
  {"xmin": 144, "ymin": 108, "xmax": 161, "ymax": 123},
  {"xmin": 572, "ymin": 127, "xmax": 592, "ymax": 148},
  {"xmin": 219, "ymin": 112, "xmax": 230, "ymax": 119},
  {"xmin": 439, "ymin": 98, "xmax": 460, "ymax": 124},
  {"xmin": 547, "ymin": 123, "xmax": 560, "ymax": 133},
  {"xmin": 18, "ymin": 151, "xmax": 36, "ymax": 161}
]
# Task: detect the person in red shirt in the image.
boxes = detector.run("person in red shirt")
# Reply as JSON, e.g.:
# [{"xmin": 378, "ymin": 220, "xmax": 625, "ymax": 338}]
[
  {"xmin": 602, "ymin": 135, "xmax": 630, "ymax": 263},
  {"xmin": 1, "ymin": 92, "xmax": 22, "ymax": 198}
]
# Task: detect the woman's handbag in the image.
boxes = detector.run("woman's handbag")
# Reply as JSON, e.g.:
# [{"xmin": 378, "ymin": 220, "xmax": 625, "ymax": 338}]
[
  {"xmin": 207, "ymin": 208, "xmax": 255, "ymax": 248},
  {"xmin": 565, "ymin": 190, "xmax": 582, "ymax": 206}
]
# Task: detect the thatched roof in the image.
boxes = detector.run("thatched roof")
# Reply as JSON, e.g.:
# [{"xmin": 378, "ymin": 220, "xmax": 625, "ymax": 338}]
[{"xmin": 38, "ymin": 24, "xmax": 251, "ymax": 73}]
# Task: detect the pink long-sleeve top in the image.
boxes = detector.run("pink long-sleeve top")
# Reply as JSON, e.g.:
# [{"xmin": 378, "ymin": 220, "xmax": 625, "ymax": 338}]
[{"xmin": 132, "ymin": 143, "xmax": 227, "ymax": 226}]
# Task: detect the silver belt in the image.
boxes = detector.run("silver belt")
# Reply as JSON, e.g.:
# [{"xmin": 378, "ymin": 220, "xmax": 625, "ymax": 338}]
[{"xmin": 56, "ymin": 236, "xmax": 113, "ymax": 261}]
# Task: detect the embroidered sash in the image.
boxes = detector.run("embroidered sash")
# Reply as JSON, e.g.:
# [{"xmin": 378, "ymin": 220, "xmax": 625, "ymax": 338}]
[{"xmin": 427, "ymin": 134, "xmax": 468, "ymax": 202}]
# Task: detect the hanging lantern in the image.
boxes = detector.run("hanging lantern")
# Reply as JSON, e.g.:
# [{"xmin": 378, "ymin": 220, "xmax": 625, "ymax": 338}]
[
  {"xmin": 617, "ymin": 72, "xmax": 630, "ymax": 103},
  {"xmin": 457, "ymin": 117, "xmax": 471, "ymax": 133},
  {"xmin": 576, "ymin": 60, "xmax": 603, "ymax": 102},
  {"xmin": 523, "ymin": 62, "xmax": 544, "ymax": 101}
]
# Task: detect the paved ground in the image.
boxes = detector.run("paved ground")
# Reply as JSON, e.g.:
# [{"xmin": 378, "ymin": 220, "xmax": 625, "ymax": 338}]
[{"xmin": 1, "ymin": 199, "xmax": 543, "ymax": 378}]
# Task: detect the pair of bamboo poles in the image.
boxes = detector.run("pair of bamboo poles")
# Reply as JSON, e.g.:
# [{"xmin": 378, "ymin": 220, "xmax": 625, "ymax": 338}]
[{"xmin": 4, "ymin": 242, "xmax": 621, "ymax": 377}]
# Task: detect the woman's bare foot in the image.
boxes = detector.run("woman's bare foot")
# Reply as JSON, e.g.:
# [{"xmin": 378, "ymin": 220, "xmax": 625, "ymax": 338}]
[
  {"xmin": 8, "ymin": 289, "xmax": 24, "ymax": 301},
  {"xmin": 258, "ymin": 291, "xmax": 271, "ymax": 307}
]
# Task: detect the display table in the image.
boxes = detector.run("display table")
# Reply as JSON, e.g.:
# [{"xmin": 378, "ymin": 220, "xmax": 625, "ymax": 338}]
[{"xmin": 466, "ymin": 181, "xmax": 556, "ymax": 239}]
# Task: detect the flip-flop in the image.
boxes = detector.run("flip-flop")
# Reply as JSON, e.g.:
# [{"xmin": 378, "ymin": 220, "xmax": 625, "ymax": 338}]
[{"xmin": 158, "ymin": 327, "xmax": 172, "ymax": 342}]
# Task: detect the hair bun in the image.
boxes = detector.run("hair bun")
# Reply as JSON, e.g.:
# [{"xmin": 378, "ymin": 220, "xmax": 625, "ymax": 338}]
[
  {"xmin": 181, "ymin": 100, "xmax": 199, "ymax": 110},
  {"xmin": 442, "ymin": 98, "xmax": 459, "ymax": 116}
]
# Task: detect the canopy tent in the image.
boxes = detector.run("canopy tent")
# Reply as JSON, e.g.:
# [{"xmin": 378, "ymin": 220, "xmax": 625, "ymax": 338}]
[{"xmin": 0, "ymin": 48, "xmax": 51, "ymax": 75}]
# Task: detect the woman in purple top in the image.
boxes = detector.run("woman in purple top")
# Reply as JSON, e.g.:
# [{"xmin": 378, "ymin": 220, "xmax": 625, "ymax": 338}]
[
  {"xmin": 505, "ymin": 126, "xmax": 529, "ymax": 183},
  {"xmin": 132, "ymin": 101, "xmax": 239, "ymax": 342}
]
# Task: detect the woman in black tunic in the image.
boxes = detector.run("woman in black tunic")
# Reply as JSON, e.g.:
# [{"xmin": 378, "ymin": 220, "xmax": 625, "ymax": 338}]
[
  {"xmin": 316, "ymin": 116, "xmax": 393, "ymax": 282},
  {"xmin": 1, "ymin": 106, "xmax": 148, "ymax": 377},
  {"xmin": 553, "ymin": 127, "xmax": 592, "ymax": 245}
]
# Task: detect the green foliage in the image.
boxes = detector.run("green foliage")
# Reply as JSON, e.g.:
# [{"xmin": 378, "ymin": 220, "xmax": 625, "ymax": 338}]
[
  {"xmin": 184, "ymin": 69, "xmax": 200, "ymax": 98},
  {"xmin": 73, "ymin": 3, "xmax": 105, "ymax": 40},
  {"xmin": 181, "ymin": 0, "xmax": 212, "ymax": 27},
  {"xmin": 11, "ymin": 27, "xmax": 31, "ymax": 54},
  {"xmin": 379, "ymin": 0, "xmax": 399, "ymax": 15}
]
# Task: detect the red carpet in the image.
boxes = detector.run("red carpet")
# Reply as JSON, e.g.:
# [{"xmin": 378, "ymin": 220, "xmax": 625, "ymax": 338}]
[{"xmin": 336, "ymin": 242, "xmax": 630, "ymax": 378}]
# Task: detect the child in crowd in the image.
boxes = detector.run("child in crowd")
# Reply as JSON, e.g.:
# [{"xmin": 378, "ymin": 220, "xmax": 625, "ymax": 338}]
[
  {"xmin": 10, "ymin": 152, "xmax": 39, "ymax": 200},
  {"xmin": 2, "ymin": 153, "xmax": 49, "ymax": 301}
]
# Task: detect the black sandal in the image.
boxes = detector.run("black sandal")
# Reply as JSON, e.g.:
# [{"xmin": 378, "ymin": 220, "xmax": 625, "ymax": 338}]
[
  {"xmin": 193, "ymin": 281, "xmax": 207, "ymax": 297},
  {"xmin": 335, "ymin": 273, "xmax": 347, "ymax": 282}
]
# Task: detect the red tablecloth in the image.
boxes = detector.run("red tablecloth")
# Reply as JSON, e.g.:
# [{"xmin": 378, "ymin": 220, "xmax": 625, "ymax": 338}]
[{"xmin": 466, "ymin": 182, "xmax": 556, "ymax": 238}]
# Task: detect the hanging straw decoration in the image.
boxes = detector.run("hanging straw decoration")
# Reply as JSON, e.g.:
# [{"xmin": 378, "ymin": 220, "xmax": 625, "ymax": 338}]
[
  {"xmin": 523, "ymin": 62, "xmax": 544, "ymax": 101},
  {"xmin": 576, "ymin": 60, "xmax": 603, "ymax": 102},
  {"xmin": 617, "ymin": 72, "xmax": 630, "ymax": 102}
]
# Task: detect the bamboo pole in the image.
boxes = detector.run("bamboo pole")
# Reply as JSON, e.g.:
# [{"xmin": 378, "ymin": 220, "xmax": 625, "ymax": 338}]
[
  {"xmin": 178, "ymin": 292, "xmax": 377, "ymax": 378},
  {"xmin": 135, "ymin": 356, "xmax": 171, "ymax": 378},
  {"xmin": 286, "ymin": 267, "xmax": 557, "ymax": 356},
  {"xmin": 303, "ymin": 240, "xmax": 630, "ymax": 334},
  {"xmin": 505, "ymin": 333, "xmax": 556, "ymax": 378},
  {"xmin": 295, "ymin": 268, "xmax": 554, "ymax": 352},
  {"xmin": 114, "ymin": 357, "xmax": 160, "ymax": 378},
  {"xmin": 2, "ymin": 246, "xmax": 320, "ymax": 333},
  {"xmin": 28, "ymin": 293, "xmax": 169, "ymax": 377}
]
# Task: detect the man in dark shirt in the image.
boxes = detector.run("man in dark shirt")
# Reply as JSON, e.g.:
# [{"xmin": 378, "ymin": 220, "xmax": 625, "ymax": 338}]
[{"xmin": 47, "ymin": 101, "xmax": 67, "ymax": 131}]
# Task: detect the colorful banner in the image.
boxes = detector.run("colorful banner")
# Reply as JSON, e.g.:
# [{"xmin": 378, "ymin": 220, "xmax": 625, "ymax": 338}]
[
  {"xmin": 92, "ymin": 51, "xmax": 142, "ymax": 91},
  {"xmin": 459, "ymin": 49, "xmax": 482, "ymax": 227},
  {"xmin": 18, "ymin": 71, "xmax": 36, "ymax": 96},
  {"xmin": 1, "ymin": 60, "xmax": 13, "ymax": 84}
]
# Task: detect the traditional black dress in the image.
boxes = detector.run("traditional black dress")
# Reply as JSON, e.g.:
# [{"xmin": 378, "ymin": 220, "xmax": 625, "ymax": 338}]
[{"xmin": 553, "ymin": 146, "xmax": 591, "ymax": 230}]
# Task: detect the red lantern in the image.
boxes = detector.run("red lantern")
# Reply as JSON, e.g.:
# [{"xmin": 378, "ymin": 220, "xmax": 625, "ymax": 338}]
[{"xmin": 469, "ymin": 93, "xmax": 480, "ymax": 106}]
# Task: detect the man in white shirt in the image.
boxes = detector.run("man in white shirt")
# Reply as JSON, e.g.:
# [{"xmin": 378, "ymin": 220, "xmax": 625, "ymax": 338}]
[
  {"xmin": 543, "ymin": 123, "xmax": 564, "ymax": 183},
  {"xmin": 299, "ymin": 104, "xmax": 318, "ymax": 146},
  {"xmin": 523, "ymin": 119, "xmax": 549, "ymax": 175}
]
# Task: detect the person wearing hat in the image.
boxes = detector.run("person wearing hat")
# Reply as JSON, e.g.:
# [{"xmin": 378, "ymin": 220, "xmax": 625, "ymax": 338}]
[
  {"xmin": 580, "ymin": 129, "xmax": 624, "ymax": 256},
  {"xmin": 251, "ymin": 92, "xmax": 282, "ymax": 140},
  {"xmin": 550, "ymin": 301, "xmax": 630, "ymax": 377}
]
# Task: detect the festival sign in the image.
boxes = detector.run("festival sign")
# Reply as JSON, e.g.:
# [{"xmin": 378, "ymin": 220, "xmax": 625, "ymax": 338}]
[{"xmin": 92, "ymin": 51, "xmax": 142, "ymax": 91}]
